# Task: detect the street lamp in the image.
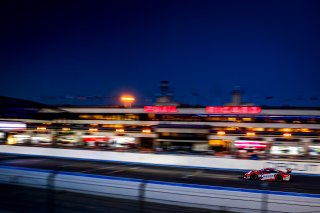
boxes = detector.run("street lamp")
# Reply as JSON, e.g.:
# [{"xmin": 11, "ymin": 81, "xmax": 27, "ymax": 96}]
[{"xmin": 120, "ymin": 94, "xmax": 135, "ymax": 107}]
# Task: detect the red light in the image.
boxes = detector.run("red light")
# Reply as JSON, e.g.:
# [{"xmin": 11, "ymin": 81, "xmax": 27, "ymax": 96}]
[
  {"xmin": 144, "ymin": 106, "xmax": 177, "ymax": 113},
  {"xmin": 83, "ymin": 136, "xmax": 107, "ymax": 143},
  {"xmin": 206, "ymin": 106, "xmax": 261, "ymax": 114}
]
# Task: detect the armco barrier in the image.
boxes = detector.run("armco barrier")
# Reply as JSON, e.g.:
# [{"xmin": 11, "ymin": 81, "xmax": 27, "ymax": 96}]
[
  {"xmin": 0, "ymin": 165, "xmax": 319, "ymax": 213},
  {"xmin": 0, "ymin": 145, "xmax": 320, "ymax": 174}
]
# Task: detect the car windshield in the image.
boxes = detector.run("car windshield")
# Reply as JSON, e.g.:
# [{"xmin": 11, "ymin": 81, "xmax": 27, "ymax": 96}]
[{"xmin": 262, "ymin": 168, "xmax": 276, "ymax": 172}]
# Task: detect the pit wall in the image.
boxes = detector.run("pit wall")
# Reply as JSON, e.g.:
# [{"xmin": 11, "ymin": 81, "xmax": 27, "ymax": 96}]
[{"xmin": 0, "ymin": 145, "xmax": 319, "ymax": 175}]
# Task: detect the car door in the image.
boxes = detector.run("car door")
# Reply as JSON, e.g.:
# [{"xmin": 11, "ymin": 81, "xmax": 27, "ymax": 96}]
[{"xmin": 260, "ymin": 169, "xmax": 276, "ymax": 180}]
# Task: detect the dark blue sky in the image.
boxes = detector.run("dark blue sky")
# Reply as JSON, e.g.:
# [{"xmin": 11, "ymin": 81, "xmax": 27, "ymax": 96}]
[{"xmin": 1, "ymin": 0, "xmax": 320, "ymax": 106}]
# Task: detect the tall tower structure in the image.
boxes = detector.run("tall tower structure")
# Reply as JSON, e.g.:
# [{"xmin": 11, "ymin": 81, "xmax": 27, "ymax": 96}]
[
  {"xmin": 160, "ymin": 81, "xmax": 170, "ymax": 96},
  {"xmin": 225, "ymin": 86, "xmax": 255, "ymax": 106},
  {"xmin": 231, "ymin": 86, "xmax": 241, "ymax": 106},
  {"xmin": 155, "ymin": 81, "xmax": 177, "ymax": 106}
]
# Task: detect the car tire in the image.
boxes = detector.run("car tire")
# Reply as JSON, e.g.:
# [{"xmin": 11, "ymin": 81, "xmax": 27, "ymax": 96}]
[
  {"xmin": 275, "ymin": 175, "xmax": 283, "ymax": 182},
  {"xmin": 250, "ymin": 174, "xmax": 258, "ymax": 181}
]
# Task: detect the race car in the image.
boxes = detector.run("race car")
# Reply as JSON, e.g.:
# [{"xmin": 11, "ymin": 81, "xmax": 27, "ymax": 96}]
[{"xmin": 243, "ymin": 168, "xmax": 292, "ymax": 182}]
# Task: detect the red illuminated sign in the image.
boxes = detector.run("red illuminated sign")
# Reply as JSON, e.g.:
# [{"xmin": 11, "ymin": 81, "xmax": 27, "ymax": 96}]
[
  {"xmin": 206, "ymin": 106, "xmax": 261, "ymax": 114},
  {"xmin": 144, "ymin": 106, "xmax": 177, "ymax": 113}
]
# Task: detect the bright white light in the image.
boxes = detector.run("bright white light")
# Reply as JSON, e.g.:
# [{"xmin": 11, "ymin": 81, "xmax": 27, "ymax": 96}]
[{"xmin": 0, "ymin": 121, "xmax": 26, "ymax": 130}]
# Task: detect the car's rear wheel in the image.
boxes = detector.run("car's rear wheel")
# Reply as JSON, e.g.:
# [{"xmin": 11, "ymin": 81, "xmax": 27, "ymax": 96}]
[
  {"xmin": 250, "ymin": 174, "xmax": 258, "ymax": 180},
  {"xmin": 275, "ymin": 175, "xmax": 283, "ymax": 182}
]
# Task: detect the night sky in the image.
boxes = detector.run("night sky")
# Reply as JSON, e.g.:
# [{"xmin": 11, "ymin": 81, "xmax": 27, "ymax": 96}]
[{"xmin": 1, "ymin": 0, "xmax": 320, "ymax": 106}]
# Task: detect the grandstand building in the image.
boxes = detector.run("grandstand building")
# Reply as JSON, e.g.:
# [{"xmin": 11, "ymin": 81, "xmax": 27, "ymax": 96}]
[{"xmin": 1, "ymin": 94, "xmax": 320, "ymax": 159}]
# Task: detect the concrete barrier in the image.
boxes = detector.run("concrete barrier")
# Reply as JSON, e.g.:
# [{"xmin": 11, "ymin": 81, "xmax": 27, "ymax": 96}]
[
  {"xmin": 0, "ymin": 145, "xmax": 320, "ymax": 174},
  {"xmin": 0, "ymin": 166, "xmax": 50, "ymax": 188},
  {"xmin": 0, "ymin": 165, "xmax": 319, "ymax": 213},
  {"xmin": 145, "ymin": 181, "xmax": 320, "ymax": 213},
  {"xmin": 54, "ymin": 172, "xmax": 141, "ymax": 199}
]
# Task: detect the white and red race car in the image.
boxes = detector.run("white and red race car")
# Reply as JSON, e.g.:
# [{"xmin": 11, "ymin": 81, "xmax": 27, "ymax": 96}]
[{"xmin": 243, "ymin": 168, "xmax": 292, "ymax": 181}]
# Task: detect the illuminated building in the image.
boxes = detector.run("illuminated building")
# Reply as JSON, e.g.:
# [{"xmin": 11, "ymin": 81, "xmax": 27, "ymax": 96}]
[
  {"xmin": 0, "ymin": 96, "xmax": 320, "ymax": 159},
  {"xmin": 19, "ymin": 105, "xmax": 320, "ymax": 158}
]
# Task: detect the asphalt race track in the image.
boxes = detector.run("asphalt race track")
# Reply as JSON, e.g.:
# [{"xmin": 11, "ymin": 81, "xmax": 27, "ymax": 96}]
[{"xmin": 0, "ymin": 153, "xmax": 319, "ymax": 194}]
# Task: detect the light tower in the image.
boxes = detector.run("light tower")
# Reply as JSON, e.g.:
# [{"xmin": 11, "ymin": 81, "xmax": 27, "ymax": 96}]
[{"xmin": 120, "ymin": 94, "xmax": 135, "ymax": 108}]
